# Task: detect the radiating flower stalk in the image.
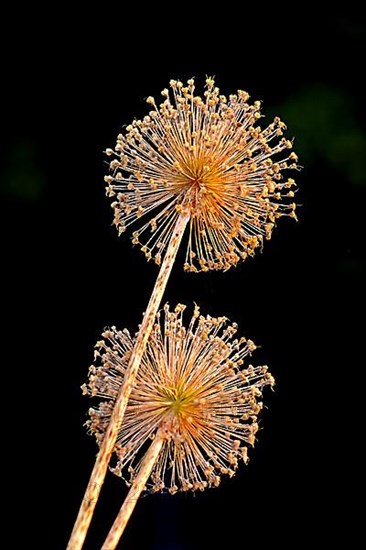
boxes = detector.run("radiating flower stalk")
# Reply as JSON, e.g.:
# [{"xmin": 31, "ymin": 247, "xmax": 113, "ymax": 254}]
[
  {"xmin": 67, "ymin": 77, "xmax": 298, "ymax": 549},
  {"xmin": 83, "ymin": 304, "xmax": 275, "ymax": 548}
]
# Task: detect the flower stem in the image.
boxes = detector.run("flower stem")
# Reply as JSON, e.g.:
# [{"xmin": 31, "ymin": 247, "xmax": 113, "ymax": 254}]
[
  {"xmin": 101, "ymin": 431, "xmax": 164, "ymax": 549},
  {"xmin": 67, "ymin": 214, "xmax": 189, "ymax": 550}
]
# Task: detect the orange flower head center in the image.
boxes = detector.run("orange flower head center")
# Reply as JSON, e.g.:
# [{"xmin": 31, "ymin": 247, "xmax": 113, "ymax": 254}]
[
  {"xmin": 160, "ymin": 386, "xmax": 199, "ymax": 426},
  {"xmin": 171, "ymin": 149, "xmax": 228, "ymax": 216}
]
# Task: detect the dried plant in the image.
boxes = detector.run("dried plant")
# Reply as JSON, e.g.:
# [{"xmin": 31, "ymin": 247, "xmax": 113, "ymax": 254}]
[
  {"xmin": 106, "ymin": 77, "xmax": 297, "ymax": 272},
  {"xmin": 83, "ymin": 304, "xmax": 274, "ymax": 548},
  {"xmin": 67, "ymin": 78, "xmax": 297, "ymax": 549}
]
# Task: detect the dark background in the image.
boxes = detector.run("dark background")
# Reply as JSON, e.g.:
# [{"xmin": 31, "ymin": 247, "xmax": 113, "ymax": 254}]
[{"xmin": 2, "ymin": 10, "xmax": 364, "ymax": 549}]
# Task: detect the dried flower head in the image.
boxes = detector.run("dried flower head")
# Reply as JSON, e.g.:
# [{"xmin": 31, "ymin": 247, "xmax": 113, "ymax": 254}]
[
  {"xmin": 83, "ymin": 304, "xmax": 274, "ymax": 494},
  {"xmin": 106, "ymin": 77, "xmax": 298, "ymax": 272}
]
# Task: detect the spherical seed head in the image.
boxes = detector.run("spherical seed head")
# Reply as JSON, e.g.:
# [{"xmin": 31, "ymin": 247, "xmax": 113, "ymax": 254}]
[
  {"xmin": 106, "ymin": 77, "xmax": 298, "ymax": 272},
  {"xmin": 84, "ymin": 304, "xmax": 275, "ymax": 494}
]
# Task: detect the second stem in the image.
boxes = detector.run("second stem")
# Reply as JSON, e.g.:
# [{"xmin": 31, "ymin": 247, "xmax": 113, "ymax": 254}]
[{"xmin": 101, "ymin": 430, "xmax": 165, "ymax": 549}]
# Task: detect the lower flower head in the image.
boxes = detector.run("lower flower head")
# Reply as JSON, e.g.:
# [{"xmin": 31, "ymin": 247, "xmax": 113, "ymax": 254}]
[{"xmin": 83, "ymin": 304, "xmax": 274, "ymax": 493}]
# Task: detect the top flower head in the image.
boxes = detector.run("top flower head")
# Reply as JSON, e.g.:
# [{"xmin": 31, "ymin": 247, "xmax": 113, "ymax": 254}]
[{"xmin": 106, "ymin": 77, "xmax": 298, "ymax": 272}]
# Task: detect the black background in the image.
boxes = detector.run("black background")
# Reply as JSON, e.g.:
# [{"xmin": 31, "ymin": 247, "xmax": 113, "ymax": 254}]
[{"xmin": 2, "ymin": 9, "xmax": 364, "ymax": 549}]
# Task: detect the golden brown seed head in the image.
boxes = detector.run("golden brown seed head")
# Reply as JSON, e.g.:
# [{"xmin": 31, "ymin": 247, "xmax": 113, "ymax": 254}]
[
  {"xmin": 106, "ymin": 77, "xmax": 298, "ymax": 271},
  {"xmin": 84, "ymin": 304, "xmax": 274, "ymax": 494}
]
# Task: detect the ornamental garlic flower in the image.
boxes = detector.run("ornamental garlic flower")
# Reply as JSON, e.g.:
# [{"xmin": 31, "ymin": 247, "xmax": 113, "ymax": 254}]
[
  {"xmin": 83, "ymin": 304, "xmax": 274, "ymax": 494},
  {"xmin": 106, "ymin": 77, "xmax": 298, "ymax": 272}
]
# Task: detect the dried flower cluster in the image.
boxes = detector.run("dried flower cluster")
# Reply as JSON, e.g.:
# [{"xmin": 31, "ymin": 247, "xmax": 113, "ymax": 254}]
[
  {"xmin": 83, "ymin": 304, "xmax": 274, "ymax": 494},
  {"xmin": 105, "ymin": 77, "xmax": 298, "ymax": 272}
]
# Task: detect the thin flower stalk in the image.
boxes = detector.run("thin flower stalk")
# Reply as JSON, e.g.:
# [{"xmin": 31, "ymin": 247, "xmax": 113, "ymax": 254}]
[
  {"xmin": 100, "ymin": 431, "xmax": 164, "ymax": 550},
  {"xmin": 67, "ymin": 215, "xmax": 188, "ymax": 549}
]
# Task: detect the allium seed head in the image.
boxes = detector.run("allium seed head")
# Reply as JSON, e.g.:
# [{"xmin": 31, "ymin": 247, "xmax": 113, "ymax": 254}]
[
  {"xmin": 83, "ymin": 304, "xmax": 274, "ymax": 494},
  {"xmin": 106, "ymin": 77, "xmax": 298, "ymax": 272}
]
